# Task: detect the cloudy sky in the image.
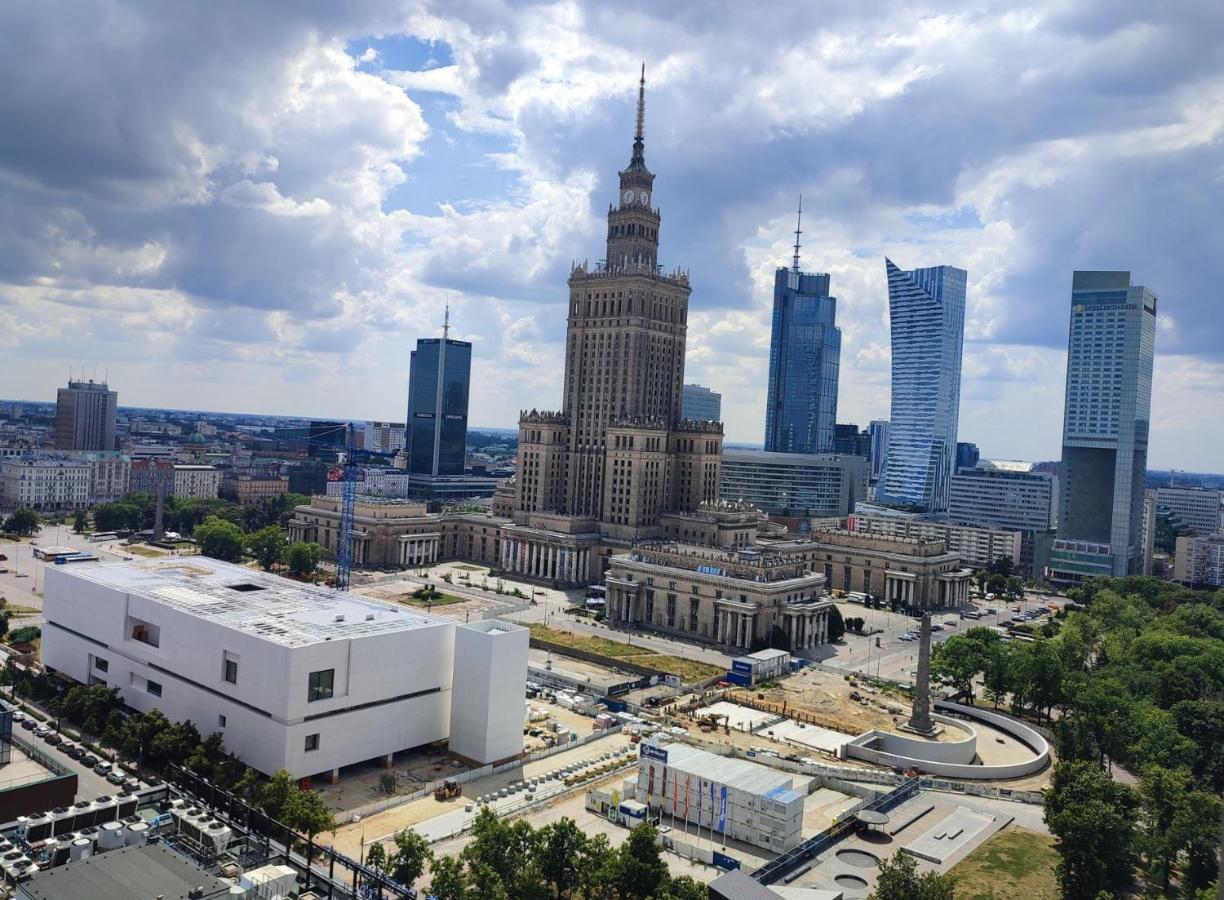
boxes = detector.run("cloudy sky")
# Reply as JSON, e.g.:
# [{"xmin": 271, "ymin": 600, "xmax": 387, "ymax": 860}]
[{"xmin": 1, "ymin": 1, "xmax": 1221, "ymax": 470}]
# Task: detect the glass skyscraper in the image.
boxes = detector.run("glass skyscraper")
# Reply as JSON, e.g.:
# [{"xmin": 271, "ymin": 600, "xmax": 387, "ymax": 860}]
[
  {"xmin": 406, "ymin": 336, "xmax": 472, "ymax": 476},
  {"xmin": 876, "ymin": 259, "xmax": 967, "ymax": 512},
  {"xmin": 764, "ymin": 268, "xmax": 841, "ymax": 454},
  {"xmin": 1049, "ymin": 271, "xmax": 1156, "ymax": 581}
]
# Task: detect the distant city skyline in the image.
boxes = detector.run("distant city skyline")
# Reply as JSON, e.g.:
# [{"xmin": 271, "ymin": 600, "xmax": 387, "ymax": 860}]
[{"xmin": 0, "ymin": 4, "xmax": 1220, "ymax": 470}]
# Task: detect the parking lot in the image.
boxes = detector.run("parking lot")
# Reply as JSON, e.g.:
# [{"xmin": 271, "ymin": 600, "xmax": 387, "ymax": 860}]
[{"xmin": 10, "ymin": 710, "xmax": 142, "ymax": 800}]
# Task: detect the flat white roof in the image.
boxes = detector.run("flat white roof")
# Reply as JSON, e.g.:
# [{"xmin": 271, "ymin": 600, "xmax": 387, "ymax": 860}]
[
  {"xmin": 643, "ymin": 741, "xmax": 794, "ymax": 797},
  {"xmin": 55, "ymin": 557, "xmax": 444, "ymax": 647}
]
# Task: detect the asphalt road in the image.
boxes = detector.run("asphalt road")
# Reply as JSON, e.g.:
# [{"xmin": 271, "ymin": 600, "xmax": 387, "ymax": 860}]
[{"xmin": 13, "ymin": 725, "xmax": 127, "ymax": 801}]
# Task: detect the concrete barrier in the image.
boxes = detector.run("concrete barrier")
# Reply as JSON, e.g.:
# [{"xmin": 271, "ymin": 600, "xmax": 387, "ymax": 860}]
[{"xmin": 841, "ymin": 701, "xmax": 1049, "ymax": 780}]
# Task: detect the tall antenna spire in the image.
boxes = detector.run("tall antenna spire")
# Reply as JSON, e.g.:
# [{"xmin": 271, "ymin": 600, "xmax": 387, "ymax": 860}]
[
  {"xmin": 443, "ymin": 300, "xmax": 450, "ymax": 340},
  {"xmin": 792, "ymin": 194, "xmax": 803, "ymax": 273},
  {"xmin": 630, "ymin": 63, "xmax": 646, "ymax": 167}
]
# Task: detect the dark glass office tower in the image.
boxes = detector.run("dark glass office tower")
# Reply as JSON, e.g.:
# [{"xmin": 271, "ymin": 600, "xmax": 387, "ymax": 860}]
[
  {"xmin": 1049, "ymin": 271, "xmax": 1156, "ymax": 581},
  {"xmin": 764, "ymin": 268, "xmax": 841, "ymax": 454},
  {"xmin": 407, "ymin": 335, "xmax": 472, "ymax": 476}
]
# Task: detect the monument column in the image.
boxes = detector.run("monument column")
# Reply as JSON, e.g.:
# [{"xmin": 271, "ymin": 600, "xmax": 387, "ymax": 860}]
[{"xmin": 904, "ymin": 613, "xmax": 938, "ymax": 736}]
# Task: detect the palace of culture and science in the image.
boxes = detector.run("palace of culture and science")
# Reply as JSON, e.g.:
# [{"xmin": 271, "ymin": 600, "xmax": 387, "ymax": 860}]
[{"xmin": 291, "ymin": 72, "xmax": 970, "ymax": 653}]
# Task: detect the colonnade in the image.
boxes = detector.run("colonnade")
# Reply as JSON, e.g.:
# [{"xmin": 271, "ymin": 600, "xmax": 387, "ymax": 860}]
[
  {"xmin": 936, "ymin": 576, "xmax": 972, "ymax": 606},
  {"xmin": 397, "ymin": 533, "xmax": 440, "ymax": 567},
  {"xmin": 500, "ymin": 538, "xmax": 588, "ymax": 584},
  {"xmin": 715, "ymin": 607, "xmax": 756, "ymax": 649},
  {"xmin": 885, "ymin": 574, "xmax": 918, "ymax": 606},
  {"xmin": 781, "ymin": 608, "xmax": 828, "ymax": 649}
]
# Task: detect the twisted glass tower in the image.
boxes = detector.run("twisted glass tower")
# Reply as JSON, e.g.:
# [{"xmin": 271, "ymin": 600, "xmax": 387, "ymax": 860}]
[{"xmin": 876, "ymin": 259, "xmax": 967, "ymax": 512}]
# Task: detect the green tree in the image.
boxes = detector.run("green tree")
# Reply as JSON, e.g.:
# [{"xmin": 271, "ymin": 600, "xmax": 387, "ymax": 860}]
[
  {"xmin": 285, "ymin": 541, "xmax": 323, "ymax": 578},
  {"xmin": 608, "ymin": 823, "xmax": 669, "ymax": 900},
  {"xmin": 388, "ymin": 827, "xmax": 432, "ymax": 887},
  {"xmin": 194, "ymin": 515, "xmax": 245, "ymax": 562},
  {"xmin": 150, "ymin": 719, "xmax": 201, "ymax": 767},
  {"xmin": 1171, "ymin": 698, "xmax": 1224, "ymax": 792},
  {"xmin": 868, "ymin": 850, "xmax": 956, "ymax": 899},
  {"xmin": 4, "ymin": 508, "xmax": 39, "ymax": 536},
  {"xmin": 826, "ymin": 604, "xmax": 845, "ymax": 642},
  {"xmin": 653, "ymin": 876, "xmax": 709, "ymax": 899},
  {"xmin": 1044, "ymin": 761, "xmax": 1137, "ymax": 900},
  {"xmin": 365, "ymin": 841, "xmax": 387, "ymax": 875},
  {"xmin": 0, "ymin": 609, "xmax": 11, "ymax": 644},
  {"xmin": 247, "ymin": 525, "xmax": 287, "ymax": 571},
  {"xmin": 282, "ymin": 786, "xmax": 335, "ymax": 841},
  {"xmin": 120, "ymin": 708, "xmax": 170, "ymax": 769},
  {"xmin": 72, "ymin": 509, "xmax": 87, "ymax": 533},
  {"xmin": 537, "ymin": 817, "xmax": 587, "ymax": 897},
  {"xmin": 427, "ymin": 854, "xmax": 470, "ymax": 900},
  {"xmin": 1137, "ymin": 765, "xmax": 1191, "ymax": 895},
  {"xmin": 258, "ymin": 769, "xmax": 299, "ymax": 821}
]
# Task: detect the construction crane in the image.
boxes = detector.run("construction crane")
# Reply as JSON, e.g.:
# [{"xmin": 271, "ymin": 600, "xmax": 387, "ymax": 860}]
[{"xmin": 309, "ymin": 422, "xmax": 395, "ymax": 592}]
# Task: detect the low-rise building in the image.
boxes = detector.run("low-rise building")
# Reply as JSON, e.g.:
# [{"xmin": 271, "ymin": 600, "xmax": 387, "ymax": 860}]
[
  {"xmin": 947, "ymin": 467, "xmax": 1057, "ymax": 576},
  {"xmin": 770, "ymin": 528, "xmax": 973, "ymax": 609},
  {"xmin": 0, "ymin": 456, "xmax": 90, "ymax": 511},
  {"xmin": 720, "ymin": 450, "xmax": 867, "ymax": 517},
  {"xmin": 80, "ymin": 451, "xmax": 131, "ymax": 504},
  {"xmin": 221, "ymin": 470, "xmax": 290, "ymax": 505},
  {"xmin": 605, "ymin": 542, "xmax": 831, "ymax": 652},
  {"xmin": 1155, "ymin": 486, "xmax": 1223, "ymax": 535},
  {"xmin": 1173, "ymin": 533, "xmax": 1224, "ymax": 588},
  {"xmin": 130, "ymin": 460, "xmax": 220, "ymax": 499},
  {"xmin": 838, "ymin": 513, "xmax": 1022, "ymax": 574},
  {"xmin": 42, "ymin": 558, "xmax": 527, "ymax": 778},
  {"xmin": 636, "ymin": 740, "xmax": 805, "ymax": 852}
]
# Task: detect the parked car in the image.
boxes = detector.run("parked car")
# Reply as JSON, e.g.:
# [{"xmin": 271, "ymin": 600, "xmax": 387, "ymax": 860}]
[
  {"xmin": 11, "ymin": 711, "xmax": 24, "ymax": 723},
  {"xmin": 123, "ymin": 778, "xmax": 142, "ymax": 793},
  {"xmin": 67, "ymin": 746, "xmax": 87, "ymax": 761},
  {"xmin": 81, "ymin": 754, "xmax": 98, "ymax": 768},
  {"xmin": 20, "ymin": 718, "xmax": 37, "ymax": 731},
  {"xmin": 930, "ymin": 623, "xmax": 944, "ymax": 632},
  {"xmin": 93, "ymin": 762, "xmax": 113, "ymax": 776},
  {"xmin": 33, "ymin": 725, "xmax": 49, "ymax": 737},
  {"xmin": 106, "ymin": 770, "xmax": 127, "ymax": 786},
  {"xmin": 43, "ymin": 733, "xmax": 62, "ymax": 746},
  {"xmin": 58, "ymin": 741, "xmax": 77, "ymax": 756}
]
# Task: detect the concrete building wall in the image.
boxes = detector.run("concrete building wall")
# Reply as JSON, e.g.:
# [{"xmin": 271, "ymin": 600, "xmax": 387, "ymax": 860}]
[
  {"xmin": 42, "ymin": 565, "xmax": 458, "ymax": 779},
  {"xmin": 449, "ymin": 621, "xmax": 529, "ymax": 764}
]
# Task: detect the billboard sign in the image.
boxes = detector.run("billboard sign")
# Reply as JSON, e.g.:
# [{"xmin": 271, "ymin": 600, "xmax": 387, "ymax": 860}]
[{"xmin": 640, "ymin": 744, "xmax": 669, "ymax": 764}]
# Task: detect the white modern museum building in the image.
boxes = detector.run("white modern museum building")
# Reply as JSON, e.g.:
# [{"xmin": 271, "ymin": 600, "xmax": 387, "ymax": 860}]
[{"xmin": 42, "ymin": 558, "xmax": 527, "ymax": 779}]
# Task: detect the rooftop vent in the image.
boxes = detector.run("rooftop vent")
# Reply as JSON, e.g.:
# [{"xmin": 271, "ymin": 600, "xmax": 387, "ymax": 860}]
[
  {"xmin": 334, "ymin": 614, "xmax": 345, "ymax": 623},
  {"xmin": 227, "ymin": 583, "xmax": 264, "ymax": 593},
  {"xmin": 365, "ymin": 613, "xmax": 375, "ymax": 621}
]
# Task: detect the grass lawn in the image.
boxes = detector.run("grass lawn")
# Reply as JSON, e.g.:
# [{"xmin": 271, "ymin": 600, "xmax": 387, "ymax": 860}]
[
  {"xmin": 528, "ymin": 624, "xmax": 723, "ymax": 682},
  {"xmin": 125, "ymin": 545, "xmax": 166, "ymax": 558},
  {"xmin": 452, "ymin": 563, "xmax": 484, "ymax": 571},
  {"xmin": 949, "ymin": 826, "xmax": 1059, "ymax": 900},
  {"xmin": 529, "ymin": 624, "xmax": 654, "ymax": 658},
  {"xmin": 3, "ymin": 604, "xmax": 41, "ymax": 618}
]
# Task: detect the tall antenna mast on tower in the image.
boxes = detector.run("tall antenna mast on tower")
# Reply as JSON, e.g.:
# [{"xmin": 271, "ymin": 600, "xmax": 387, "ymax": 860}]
[
  {"xmin": 443, "ymin": 301, "xmax": 450, "ymax": 340},
  {"xmin": 792, "ymin": 195, "xmax": 803, "ymax": 273}
]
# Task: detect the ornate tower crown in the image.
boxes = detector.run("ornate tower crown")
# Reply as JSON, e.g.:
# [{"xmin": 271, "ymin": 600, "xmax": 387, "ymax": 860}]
[{"xmin": 606, "ymin": 64, "xmax": 660, "ymax": 269}]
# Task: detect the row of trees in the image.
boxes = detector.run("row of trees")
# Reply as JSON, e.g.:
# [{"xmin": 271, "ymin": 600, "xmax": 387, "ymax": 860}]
[
  {"xmin": 193, "ymin": 517, "xmax": 322, "ymax": 577},
  {"xmin": 388, "ymin": 810, "xmax": 710, "ymax": 899},
  {"xmin": 39, "ymin": 680, "xmax": 335, "ymax": 839},
  {"xmin": 91, "ymin": 491, "xmax": 310, "ymax": 537},
  {"xmin": 931, "ymin": 576, "xmax": 1222, "ymax": 898},
  {"xmin": 2, "ymin": 507, "xmax": 40, "ymax": 536}
]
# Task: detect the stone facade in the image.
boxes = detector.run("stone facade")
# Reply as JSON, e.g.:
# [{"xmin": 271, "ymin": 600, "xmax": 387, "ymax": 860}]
[
  {"xmin": 761, "ymin": 529, "xmax": 973, "ymax": 610},
  {"xmin": 509, "ymin": 70, "xmax": 722, "ymax": 582},
  {"xmin": 221, "ymin": 471, "xmax": 290, "ymax": 505},
  {"xmin": 606, "ymin": 542, "xmax": 831, "ymax": 652}
]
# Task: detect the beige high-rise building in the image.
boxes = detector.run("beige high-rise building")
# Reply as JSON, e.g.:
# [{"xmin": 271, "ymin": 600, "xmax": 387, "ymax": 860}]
[{"xmin": 511, "ymin": 67, "xmax": 722, "ymax": 580}]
